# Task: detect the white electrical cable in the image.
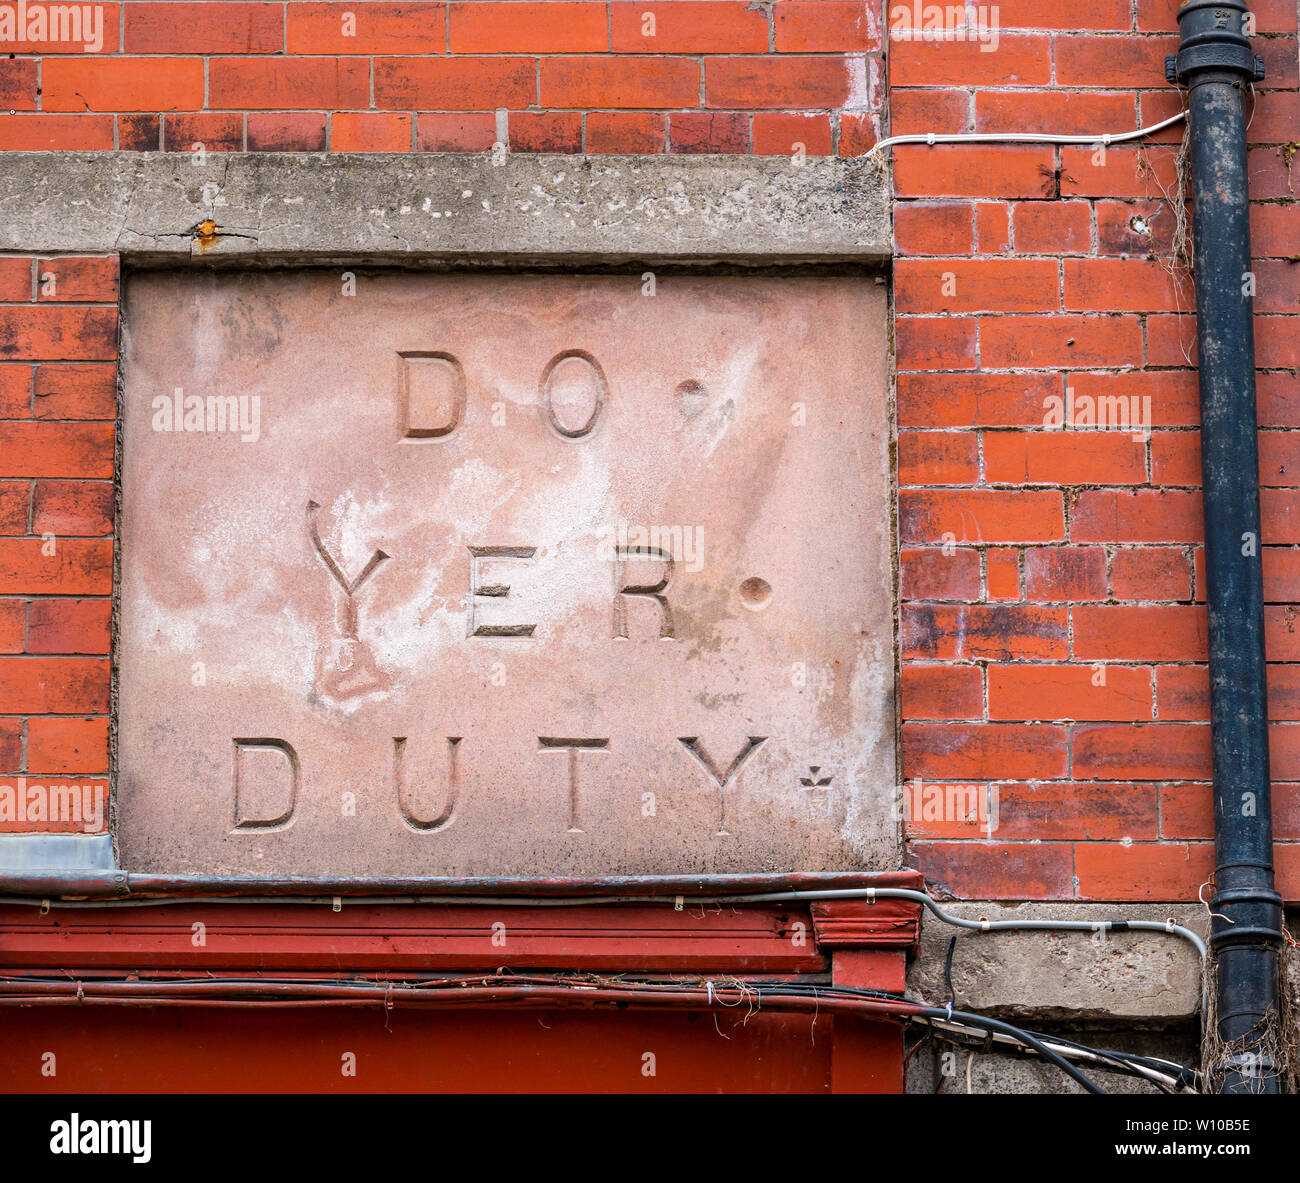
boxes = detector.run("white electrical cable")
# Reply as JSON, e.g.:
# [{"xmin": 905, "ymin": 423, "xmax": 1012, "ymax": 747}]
[{"xmin": 866, "ymin": 109, "xmax": 1188, "ymax": 156}]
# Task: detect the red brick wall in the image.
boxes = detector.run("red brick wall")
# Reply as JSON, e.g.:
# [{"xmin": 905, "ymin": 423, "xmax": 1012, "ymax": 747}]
[{"xmin": 1, "ymin": 1, "xmax": 1297, "ymax": 902}]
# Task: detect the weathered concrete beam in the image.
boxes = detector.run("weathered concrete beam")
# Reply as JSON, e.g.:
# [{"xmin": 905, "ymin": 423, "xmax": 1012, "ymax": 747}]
[
  {"xmin": 0, "ymin": 152, "xmax": 890, "ymax": 265},
  {"xmin": 909, "ymin": 903, "xmax": 1208, "ymax": 1023}
]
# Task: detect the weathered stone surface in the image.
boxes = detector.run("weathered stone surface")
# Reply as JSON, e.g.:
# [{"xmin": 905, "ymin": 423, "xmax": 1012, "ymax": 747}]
[
  {"xmin": 909, "ymin": 904, "xmax": 1208, "ymax": 1022},
  {"xmin": 0, "ymin": 152, "xmax": 890, "ymax": 263},
  {"xmin": 117, "ymin": 270, "xmax": 895, "ymax": 876}
]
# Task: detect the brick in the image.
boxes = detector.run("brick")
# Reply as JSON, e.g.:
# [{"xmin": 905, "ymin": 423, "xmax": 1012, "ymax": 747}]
[
  {"xmin": 0, "ymin": 115, "xmax": 114, "ymax": 151},
  {"xmin": 1262, "ymin": 490, "xmax": 1300, "ymax": 544},
  {"xmin": 775, "ymin": 2, "xmax": 879, "ymax": 51},
  {"xmin": 898, "ymin": 373, "xmax": 1061, "ymax": 429},
  {"xmin": 0, "ymin": 720, "xmax": 20, "ymax": 770},
  {"xmin": 988, "ymin": 663, "xmax": 1152, "ymax": 721},
  {"xmin": 911, "ymin": 841, "xmax": 1076, "ymax": 900},
  {"xmin": 126, "ymin": 2, "xmax": 283, "ymax": 52},
  {"xmin": 890, "ymin": 34, "xmax": 1051, "ymax": 86},
  {"xmin": 1265, "ymin": 551, "xmax": 1300, "ymax": 603},
  {"xmin": 0, "ymin": 658, "xmax": 108, "ymax": 713},
  {"xmin": 332, "ymin": 113, "xmax": 412, "ymax": 152},
  {"xmin": 416, "ymin": 112, "xmax": 497, "ymax": 151},
  {"xmin": 1024, "ymin": 547, "xmax": 1108, "ymax": 601},
  {"xmin": 380, "ymin": 56, "xmax": 537, "ymax": 110},
  {"xmin": 613, "ymin": 4, "xmax": 766, "ymax": 53},
  {"xmin": 43, "ymin": 58, "xmax": 204, "ymax": 112},
  {"xmin": 1255, "ymin": 260, "xmax": 1300, "ymax": 315},
  {"xmin": 900, "ymin": 665, "xmax": 983, "ymax": 720},
  {"xmin": 0, "ymin": 425, "xmax": 112, "ymax": 478},
  {"xmin": 888, "ymin": 88, "xmax": 967, "ymax": 136},
  {"xmin": 1073, "ymin": 605, "xmax": 1207, "ymax": 662},
  {"xmin": 1074, "ymin": 723, "xmax": 1211, "ymax": 779},
  {"xmin": 976, "ymin": 90, "xmax": 1135, "ymax": 135},
  {"xmin": 1096, "ymin": 199, "xmax": 1179, "ymax": 256},
  {"xmin": 1269, "ymin": 608, "xmax": 1300, "ymax": 661},
  {"xmin": 509, "ymin": 112, "xmax": 583, "ymax": 154},
  {"xmin": 0, "ymin": 602, "xmax": 22, "ymax": 652},
  {"xmin": 893, "ymin": 316, "xmax": 976, "ymax": 370},
  {"xmin": 981, "ymin": 315, "xmax": 1144, "ymax": 369},
  {"xmin": 982, "ymin": 431, "xmax": 1146, "ymax": 486},
  {"xmin": 752, "ymin": 113, "xmax": 832, "ymax": 157},
  {"xmin": 1145, "ymin": 314, "xmax": 1198, "ymax": 366},
  {"xmin": 34, "ymin": 258, "xmax": 119, "ymax": 304},
  {"xmin": 894, "ymin": 145, "xmax": 1056, "ymax": 199},
  {"xmin": 912, "ymin": 783, "xmax": 1157, "ymax": 842},
  {"xmin": 975, "ymin": 202, "xmax": 1009, "ymax": 253},
  {"xmin": 1161, "ymin": 781, "xmax": 1300, "ymax": 841},
  {"xmin": 117, "ymin": 114, "xmax": 160, "ymax": 151},
  {"xmin": 1252, "ymin": 203, "xmax": 1300, "ymax": 259},
  {"xmin": 895, "ymin": 259, "xmax": 1058, "ymax": 314},
  {"xmin": 0, "ymin": 59, "xmax": 37, "ymax": 111},
  {"xmin": 1257, "ymin": 317, "xmax": 1300, "ymax": 370},
  {"xmin": 0, "ymin": 484, "xmax": 26, "ymax": 534},
  {"xmin": 1060, "ymin": 145, "xmax": 1182, "ymax": 199},
  {"xmin": 893, "ymin": 203, "xmax": 974, "ymax": 256},
  {"xmin": 452, "ymin": 2, "xmax": 606, "ymax": 52},
  {"xmin": 902, "ymin": 605, "xmax": 1069, "ymax": 661},
  {"xmin": 32, "ymin": 480, "xmax": 113, "ymax": 535},
  {"xmin": 995, "ymin": 0, "xmax": 1132, "ymax": 29},
  {"xmin": 1111, "ymin": 548, "xmax": 1192, "ymax": 601},
  {"xmin": 904, "ymin": 722, "xmax": 1069, "ymax": 780},
  {"xmin": 668, "ymin": 112, "xmax": 748, "ymax": 154},
  {"xmin": 1055, "ymin": 35, "xmax": 1178, "ymax": 87},
  {"xmin": 1064, "ymin": 258, "xmax": 1192, "ymax": 313},
  {"xmin": 985, "ymin": 548, "xmax": 1020, "ymax": 600},
  {"xmin": 0, "ymin": 367, "xmax": 30, "ymax": 417},
  {"xmin": 1149, "ymin": 431, "xmax": 1199, "ymax": 487},
  {"xmin": 32, "ymin": 365, "xmax": 114, "ymax": 422},
  {"xmin": 1068, "ymin": 369, "xmax": 1199, "ymax": 427},
  {"xmin": 0, "ymin": 258, "xmax": 31, "ymax": 302},
  {"xmin": 901, "ymin": 489, "xmax": 1064, "ymax": 544},
  {"xmin": 287, "ymin": 3, "xmax": 446, "ymax": 53},
  {"xmin": 1074, "ymin": 842, "xmax": 1214, "ymax": 901},
  {"xmin": 247, "ymin": 113, "xmax": 328, "ymax": 152},
  {"xmin": 899, "ymin": 548, "xmax": 981, "ymax": 601},
  {"xmin": 837, "ymin": 112, "xmax": 879, "ymax": 156},
  {"xmin": 27, "ymin": 716, "xmax": 109, "ymax": 775},
  {"xmin": 211, "ymin": 58, "xmax": 370, "ymax": 110},
  {"xmin": 1013, "ymin": 201, "xmax": 1092, "ymax": 254},
  {"xmin": 541, "ymin": 57, "xmax": 696, "ymax": 109},
  {"xmin": 0, "ymin": 540, "xmax": 111, "ymax": 596},
  {"xmin": 897, "ymin": 430, "xmax": 978, "ymax": 485},
  {"xmin": 27, "ymin": 600, "xmax": 112, "ymax": 655},
  {"xmin": 705, "ymin": 56, "xmax": 864, "ymax": 110},
  {"xmin": 164, "ymin": 113, "xmax": 244, "ymax": 153},
  {"xmin": 1261, "ymin": 374, "xmax": 1300, "ymax": 430},
  {"xmin": 0, "ymin": 3, "xmax": 121, "ymax": 51},
  {"xmin": 584, "ymin": 113, "xmax": 665, "ymax": 154}
]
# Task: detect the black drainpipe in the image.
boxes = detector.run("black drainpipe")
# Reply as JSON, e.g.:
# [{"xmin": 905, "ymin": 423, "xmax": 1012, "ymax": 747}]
[{"xmin": 1166, "ymin": 0, "xmax": 1284, "ymax": 1093}]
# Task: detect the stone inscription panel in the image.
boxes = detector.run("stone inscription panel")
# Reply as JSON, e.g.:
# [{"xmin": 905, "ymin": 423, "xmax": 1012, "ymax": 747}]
[{"xmin": 118, "ymin": 272, "xmax": 894, "ymax": 876}]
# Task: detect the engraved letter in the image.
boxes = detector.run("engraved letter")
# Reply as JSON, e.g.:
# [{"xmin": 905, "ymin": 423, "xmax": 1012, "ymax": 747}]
[
  {"xmin": 394, "ymin": 736, "xmax": 461, "ymax": 832},
  {"xmin": 678, "ymin": 736, "xmax": 766, "ymax": 836},
  {"xmin": 541, "ymin": 350, "xmax": 606, "ymax": 440},
  {"xmin": 232, "ymin": 738, "xmax": 300, "ymax": 831},
  {"xmin": 468, "ymin": 545, "xmax": 537, "ymax": 637},
  {"xmin": 401, "ymin": 351, "xmax": 466, "ymax": 439},
  {"xmin": 538, "ymin": 737, "xmax": 609, "ymax": 833},
  {"xmin": 614, "ymin": 546, "xmax": 674, "ymax": 639}
]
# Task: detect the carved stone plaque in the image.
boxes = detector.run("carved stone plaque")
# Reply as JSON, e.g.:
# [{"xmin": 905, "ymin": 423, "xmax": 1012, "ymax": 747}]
[{"xmin": 118, "ymin": 272, "xmax": 894, "ymax": 876}]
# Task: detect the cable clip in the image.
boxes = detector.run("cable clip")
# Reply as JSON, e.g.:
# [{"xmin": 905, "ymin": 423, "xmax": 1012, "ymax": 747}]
[
  {"xmin": 75, "ymin": 981, "xmax": 83, "ymax": 1001},
  {"xmin": 925, "ymin": 133, "xmax": 936, "ymax": 146},
  {"xmin": 979, "ymin": 917, "xmax": 990, "ymax": 932},
  {"xmin": 39, "ymin": 899, "xmax": 50, "ymax": 916},
  {"xmin": 332, "ymin": 896, "xmax": 342, "ymax": 913},
  {"xmin": 945, "ymin": 1002, "xmax": 953, "ymax": 1022},
  {"xmin": 674, "ymin": 895, "xmax": 683, "ymax": 911},
  {"xmin": 867, "ymin": 887, "xmax": 876, "ymax": 903},
  {"xmin": 706, "ymin": 980, "xmax": 714, "ymax": 1005},
  {"xmin": 1102, "ymin": 133, "xmax": 1112, "ymax": 145}
]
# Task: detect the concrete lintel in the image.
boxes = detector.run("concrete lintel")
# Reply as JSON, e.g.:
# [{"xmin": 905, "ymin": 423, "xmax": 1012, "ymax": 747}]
[
  {"xmin": 909, "ymin": 903, "xmax": 1208, "ymax": 1024},
  {"xmin": 0, "ymin": 152, "xmax": 890, "ymax": 265}
]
